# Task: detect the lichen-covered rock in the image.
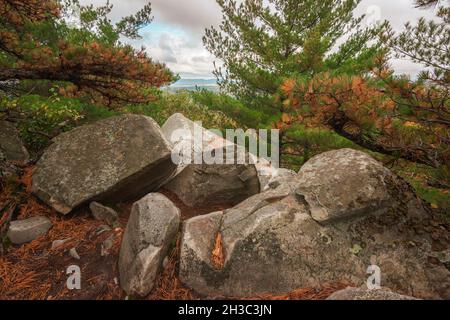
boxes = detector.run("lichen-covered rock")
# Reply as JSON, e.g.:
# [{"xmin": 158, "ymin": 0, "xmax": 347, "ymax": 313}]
[
  {"xmin": 7, "ymin": 216, "xmax": 52, "ymax": 244},
  {"xmin": 326, "ymin": 287, "xmax": 419, "ymax": 300},
  {"xmin": 296, "ymin": 148, "xmax": 395, "ymax": 224},
  {"xmin": 179, "ymin": 149, "xmax": 450, "ymax": 299},
  {"xmin": 180, "ymin": 211, "xmax": 224, "ymax": 293},
  {"xmin": 161, "ymin": 113, "xmax": 277, "ymax": 207},
  {"xmin": 119, "ymin": 193, "xmax": 180, "ymax": 297},
  {"xmin": 264, "ymin": 168, "xmax": 297, "ymax": 190},
  {"xmin": 0, "ymin": 120, "xmax": 29, "ymax": 164},
  {"xmin": 164, "ymin": 161, "xmax": 261, "ymax": 207},
  {"xmin": 32, "ymin": 115, "xmax": 177, "ymax": 214}
]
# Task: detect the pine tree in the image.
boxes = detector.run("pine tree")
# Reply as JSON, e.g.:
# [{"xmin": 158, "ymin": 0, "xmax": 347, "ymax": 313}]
[
  {"xmin": 204, "ymin": 0, "xmax": 386, "ymax": 165},
  {"xmin": 0, "ymin": 0, "xmax": 174, "ymax": 107},
  {"xmin": 204, "ymin": 0, "xmax": 385, "ymax": 111},
  {"xmin": 281, "ymin": 1, "xmax": 449, "ymax": 168}
]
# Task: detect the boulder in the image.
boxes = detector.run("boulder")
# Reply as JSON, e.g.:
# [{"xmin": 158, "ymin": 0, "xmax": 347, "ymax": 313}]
[
  {"xmin": 89, "ymin": 202, "xmax": 119, "ymax": 227},
  {"xmin": 326, "ymin": 287, "xmax": 419, "ymax": 300},
  {"xmin": 296, "ymin": 148, "xmax": 395, "ymax": 224},
  {"xmin": 179, "ymin": 149, "xmax": 450, "ymax": 299},
  {"xmin": 0, "ymin": 120, "xmax": 29, "ymax": 164},
  {"xmin": 32, "ymin": 115, "xmax": 177, "ymax": 214},
  {"xmin": 164, "ymin": 161, "xmax": 260, "ymax": 207},
  {"xmin": 7, "ymin": 216, "xmax": 52, "ymax": 244},
  {"xmin": 161, "ymin": 113, "xmax": 278, "ymax": 207},
  {"xmin": 119, "ymin": 193, "xmax": 180, "ymax": 297}
]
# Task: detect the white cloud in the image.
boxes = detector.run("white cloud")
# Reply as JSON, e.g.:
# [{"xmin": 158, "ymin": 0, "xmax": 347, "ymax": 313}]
[{"xmin": 79, "ymin": 0, "xmax": 445, "ymax": 78}]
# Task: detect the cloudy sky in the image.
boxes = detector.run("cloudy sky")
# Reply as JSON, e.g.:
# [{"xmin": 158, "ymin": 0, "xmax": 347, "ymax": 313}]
[{"xmin": 80, "ymin": 0, "xmax": 445, "ymax": 79}]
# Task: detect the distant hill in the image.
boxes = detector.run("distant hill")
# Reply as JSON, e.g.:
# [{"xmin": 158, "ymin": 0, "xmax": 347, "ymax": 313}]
[{"xmin": 164, "ymin": 79, "xmax": 219, "ymax": 92}]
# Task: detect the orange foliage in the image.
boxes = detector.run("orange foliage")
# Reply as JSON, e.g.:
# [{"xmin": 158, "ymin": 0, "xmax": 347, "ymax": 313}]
[
  {"xmin": 211, "ymin": 232, "xmax": 224, "ymax": 270},
  {"xmin": 0, "ymin": 0, "xmax": 172, "ymax": 107},
  {"xmin": 280, "ymin": 57, "xmax": 449, "ymax": 168}
]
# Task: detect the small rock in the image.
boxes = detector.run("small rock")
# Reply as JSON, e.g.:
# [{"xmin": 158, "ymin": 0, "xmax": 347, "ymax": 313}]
[
  {"xmin": 101, "ymin": 234, "xmax": 115, "ymax": 257},
  {"xmin": 95, "ymin": 225, "xmax": 112, "ymax": 235},
  {"xmin": 7, "ymin": 216, "xmax": 52, "ymax": 244},
  {"xmin": 69, "ymin": 247, "xmax": 80, "ymax": 260},
  {"xmin": 89, "ymin": 202, "xmax": 119, "ymax": 227},
  {"xmin": 162, "ymin": 257, "xmax": 169, "ymax": 269},
  {"xmin": 51, "ymin": 238, "xmax": 71, "ymax": 250}
]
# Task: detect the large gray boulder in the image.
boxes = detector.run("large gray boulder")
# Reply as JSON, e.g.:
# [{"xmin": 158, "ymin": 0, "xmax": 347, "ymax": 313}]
[
  {"xmin": 0, "ymin": 120, "xmax": 29, "ymax": 164},
  {"xmin": 7, "ymin": 216, "xmax": 52, "ymax": 244},
  {"xmin": 179, "ymin": 149, "xmax": 450, "ymax": 299},
  {"xmin": 164, "ymin": 160, "xmax": 261, "ymax": 207},
  {"xmin": 32, "ymin": 115, "xmax": 177, "ymax": 214},
  {"xmin": 326, "ymin": 287, "xmax": 419, "ymax": 300},
  {"xmin": 119, "ymin": 193, "xmax": 180, "ymax": 297},
  {"xmin": 161, "ymin": 113, "xmax": 272, "ymax": 207}
]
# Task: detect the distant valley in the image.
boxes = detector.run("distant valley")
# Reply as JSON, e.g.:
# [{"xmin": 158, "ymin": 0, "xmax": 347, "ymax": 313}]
[{"xmin": 164, "ymin": 79, "xmax": 219, "ymax": 92}]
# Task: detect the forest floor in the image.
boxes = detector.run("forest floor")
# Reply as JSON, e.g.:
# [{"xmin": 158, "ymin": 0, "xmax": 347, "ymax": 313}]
[{"xmin": 0, "ymin": 166, "xmax": 350, "ymax": 300}]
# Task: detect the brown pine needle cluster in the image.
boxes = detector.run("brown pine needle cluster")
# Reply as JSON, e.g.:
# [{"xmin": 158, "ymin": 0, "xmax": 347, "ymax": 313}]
[{"xmin": 211, "ymin": 232, "xmax": 225, "ymax": 270}]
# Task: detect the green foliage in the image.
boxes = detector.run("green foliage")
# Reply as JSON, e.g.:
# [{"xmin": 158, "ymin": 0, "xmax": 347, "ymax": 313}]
[
  {"xmin": 204, "ymin": 0, "xmax": 387, "ymax": 110},
  {"xmin": 282, "ymin": 125, "xmax": 360, "ymax": 170},
  {"xmin": 123, "ymin": 91, "xmax": 238, "ymax": 130},
  {"xmin": 1, "ymin": 94, "xmax": 86, "ymax": 152},
  {"xmin": 391, "ymin": 161, "xmax": 450, "ymax": 211},
  {"xmin": 60, "ymin": 0, "xmax": 154, "ymax": 46},
  {"xmin": 190, "ymin": 89, "xmax": 269, "ymax": 129},
  {"xmin": 381, "ymin": 3, "xmax": 449, "ymax": 83}
]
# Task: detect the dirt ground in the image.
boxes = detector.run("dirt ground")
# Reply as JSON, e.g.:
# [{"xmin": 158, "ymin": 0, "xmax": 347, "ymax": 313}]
[{"xmin": 0, "ymin": 167, "xmax": 350, "ymax": 300}]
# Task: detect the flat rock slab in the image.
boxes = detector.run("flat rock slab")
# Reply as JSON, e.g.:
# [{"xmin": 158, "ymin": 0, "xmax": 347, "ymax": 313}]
[
  {"xmin": 32, "ymin": 115, "xmax": 177, "ymax": 214},
  {"xmin": 7, "ymin": 216, "xmax": 52, "ymax": 244},
  {"xmin": 119, "ymin": 193, "xmax": 180, "ymax": 297}
]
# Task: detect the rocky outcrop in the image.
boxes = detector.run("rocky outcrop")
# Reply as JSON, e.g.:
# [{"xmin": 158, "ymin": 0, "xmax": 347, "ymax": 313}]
[
  {"xmin": 179, "ymin": 149, "xmax": 450, "ymax": 299},
  {"xmin": 119, "ymin": 193, "xmax": 180, "ymax": 297},
  {"xmin": 161, "ymin": 113, "xmax": 278, "ymax": 207},
  {"xmin": 7, "ymin": 216, "xmax": 52, "ymax": 244},
  {"xmin": 32, "ymin": 115, "xmax": 177, "ymax": 214},
  {"xmin": 0, "ymin": 120, "xmax": 29, "ymax": 164},
  {"xmin": 326, "ymin": 287, "xmax": 419, "ymax": 300}
]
